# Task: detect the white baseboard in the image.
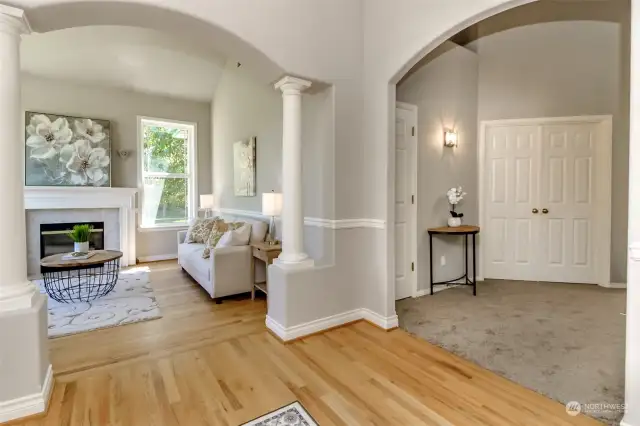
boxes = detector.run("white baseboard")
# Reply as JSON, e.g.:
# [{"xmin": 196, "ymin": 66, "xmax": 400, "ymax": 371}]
[
  {"xmin": 0, "ymin": 364, "xmax": 53, "ymax": 423},
  {"xmin": 360, "ymin": 308, "xmax": 399, "ymax": 329},
  {"xmin": 266, "ymin": 308, "xmax": 397, "ymax": 342},
  {"xmin": 137, "ymin": 254, "xmax": 178, "ymax": 263},
  {"xmin": 600, "ymin": 282, "xmax": 627, "ymax": 289}
]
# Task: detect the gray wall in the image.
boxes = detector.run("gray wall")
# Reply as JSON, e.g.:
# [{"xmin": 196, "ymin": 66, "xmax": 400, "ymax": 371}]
[
  {"xmin": 22, "ymin": 74, "xmax": 212, "ymax": 259},
  {"xmin": 397, "ymin": 41, "xmax": 479, "ymax": 290},
  {"xmin": 212, "ymin": 61, "xmax": 335, "ymax": 221},
  {"xmin": 470, "ymin": 20, "xmax": 628, "ymax": 282},
  {"xmin": 212, "ymin": 61, "xmax": 283, "ymax": 212}
]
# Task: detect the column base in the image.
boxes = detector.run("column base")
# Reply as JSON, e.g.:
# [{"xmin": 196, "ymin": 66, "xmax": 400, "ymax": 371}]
[
  {"xmin": 273, "ymin": 257, "xmax": 315, "ymax": 270},
  {"xmin": 0, "ymin": 292, "xmax": 52, "ymax": 423},
  {"xmin": 0, "ymin": 281, "xmax": 37, "ymax": 312}
]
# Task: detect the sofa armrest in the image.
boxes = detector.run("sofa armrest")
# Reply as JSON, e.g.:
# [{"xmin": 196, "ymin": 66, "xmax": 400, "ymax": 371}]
[
  {"xmin": 177, "ymin": 230, "xmax": 188, "ymax": 245},
  {"xmin": 210, "ymin": 245, "xmax": 252, "ymax": 298}
]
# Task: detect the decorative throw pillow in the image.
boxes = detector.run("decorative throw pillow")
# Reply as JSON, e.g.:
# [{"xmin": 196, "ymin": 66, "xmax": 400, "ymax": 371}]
[
  {"xmin": 202, "ymin": 221, "xmax": 245, "ymax": 258},
  {"xmin": 216, "ymin": 223, "xmax": 252, "ymax": 248},
  {"xmin": 185, "ymin": 217, "xmax": 218, "ymax": 244}
]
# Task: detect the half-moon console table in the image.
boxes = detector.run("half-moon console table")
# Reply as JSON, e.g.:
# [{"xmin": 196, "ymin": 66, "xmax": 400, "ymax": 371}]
[{"xmin": 427, "ymin": 226, "xmax": 480, "ymax": 296}]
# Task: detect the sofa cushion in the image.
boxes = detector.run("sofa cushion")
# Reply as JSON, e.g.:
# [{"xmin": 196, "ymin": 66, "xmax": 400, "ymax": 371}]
[
  {"xmin": 202, "ymin": 221, "xmax": 245, "ymax": 258},
  {"xmin": 185, "ymin": 217, "xmax": 218, "ymax": 244},
  {"xmin": 217, "ymin": 223, "xmax": 252, "ymax": 247},
  {"xmin": 249, "ymin": 221, "xmax": 268, "ymax": 243},
  {"xmin": 180, "ymin": 244, "xmax": 210, "ymax": 280}
]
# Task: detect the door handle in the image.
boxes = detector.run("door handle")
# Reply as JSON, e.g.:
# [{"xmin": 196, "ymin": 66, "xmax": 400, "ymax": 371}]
[
  {"xmin": 532, "ymin": 208, "xmax": 539, "ymax": 214},
  {"xmin": 542, "ymin": 208, "xmax": 549, "ymax": 214}
]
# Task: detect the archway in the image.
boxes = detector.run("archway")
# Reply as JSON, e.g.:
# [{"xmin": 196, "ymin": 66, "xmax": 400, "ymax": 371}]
[{"xmin": 375, "ymin": 0, "xmax": 636, "ymax": 424}]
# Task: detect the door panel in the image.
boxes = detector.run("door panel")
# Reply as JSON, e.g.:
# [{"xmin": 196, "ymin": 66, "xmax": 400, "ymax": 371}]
[
  {"xmin": 484, "ymin": 125, "xmax": 540, "ymax": 281},
  {"xmin": 538, "ymin": 123, "xmax": 598, "ymax": 283},
  {"xmin": 395, "ymin": 108, "xmax": 416, "ymax": 300}
]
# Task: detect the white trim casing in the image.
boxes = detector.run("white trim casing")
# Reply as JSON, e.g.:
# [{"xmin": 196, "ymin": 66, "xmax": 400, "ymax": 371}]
[
  {"xmin": 394, "ymin": 101, "xmax": 419, "ymax": 298},
  {"xmin": 266, "ymin": 309, "xmax": 398, "ymax": 342},
  {"xmin": 478, "ymin": 115, "xmax": 613, "ymax": 287},
  {"xmin": 137, "ymin": 254, "xmax": 178, "ymax": 263},
  {"xmin": 24, "ymin": 186, "xmax": 137, "ymax": 267},
  {"xmin": 0, "ymin": 364, "xmax": 53, "ymax": 423}
]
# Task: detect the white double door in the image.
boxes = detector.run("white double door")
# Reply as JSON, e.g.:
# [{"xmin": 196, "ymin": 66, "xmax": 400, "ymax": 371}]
[{"xmin": 483, "ymin": 117, "xmax": 611, "ymax": 284}]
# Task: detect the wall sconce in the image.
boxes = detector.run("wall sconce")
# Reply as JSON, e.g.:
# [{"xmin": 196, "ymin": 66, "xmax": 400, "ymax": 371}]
[{"xmin": 444, "ymin": 130, "xmax": 458, "ymax": 147}]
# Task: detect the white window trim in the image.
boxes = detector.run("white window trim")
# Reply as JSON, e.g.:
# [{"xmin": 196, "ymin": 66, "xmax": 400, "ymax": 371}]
[{"xmin": 137, "ymin": 116, "xmax": 198, "ymax": 231}]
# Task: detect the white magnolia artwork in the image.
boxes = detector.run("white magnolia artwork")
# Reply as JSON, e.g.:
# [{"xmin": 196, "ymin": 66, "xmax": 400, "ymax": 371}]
[
  {"xmin": 233, "ymin": 137, "xmax": 256, "ymax": 196},
  {"xmin": 25, "ymin": 112, "xmax": 111, "ymax": 187}
]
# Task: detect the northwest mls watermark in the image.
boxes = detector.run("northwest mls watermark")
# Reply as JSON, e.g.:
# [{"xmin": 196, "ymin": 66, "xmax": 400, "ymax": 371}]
[{"xmin": 565, "ymin": 401, "xmax": 626, "ymax": 416}]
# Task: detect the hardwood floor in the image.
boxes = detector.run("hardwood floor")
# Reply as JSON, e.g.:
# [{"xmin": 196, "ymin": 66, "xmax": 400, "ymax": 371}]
[{"xmin": 6, "ymin": 261, "xmax": 601, "ymax": 426}]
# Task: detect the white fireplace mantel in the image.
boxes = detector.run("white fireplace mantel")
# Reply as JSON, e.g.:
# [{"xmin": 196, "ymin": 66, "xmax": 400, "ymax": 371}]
[{"xmin": 24, "ymin": 187, "xmax": 138, "ymax": 266}]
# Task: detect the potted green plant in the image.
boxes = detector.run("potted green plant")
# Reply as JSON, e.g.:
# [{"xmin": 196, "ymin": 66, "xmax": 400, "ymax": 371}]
[{"xmin": 68, "ymin": 224, "xmax": 93, "ymax": 254}]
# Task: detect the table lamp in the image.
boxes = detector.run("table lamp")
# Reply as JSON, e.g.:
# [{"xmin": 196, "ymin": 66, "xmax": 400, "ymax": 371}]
[
  {"xmin": 262, "ymin": 191, "xmax": 282, "ymax": 244},
  {"xmin": 199, "ymin": 194, "xmax": 215, "ymax": 218}
]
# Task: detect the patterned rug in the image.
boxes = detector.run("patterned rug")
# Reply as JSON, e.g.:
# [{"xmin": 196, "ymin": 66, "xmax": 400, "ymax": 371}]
[
  {"xmin": 36, "ymin": 266, "xmax": 161, "ymax": 338},
  {"xmin": 241, "ymin": 402, "xmax": 318, "ymax": 426}
]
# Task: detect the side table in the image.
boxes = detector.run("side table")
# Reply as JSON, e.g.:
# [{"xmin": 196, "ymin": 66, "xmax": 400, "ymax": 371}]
[
  {"xmin": 250, "ymin": 241, "xmax": 282, "ymax": 300},
  {"xmin": 427, "ymin": 226, "xmax": 480, "ymax": 296}
]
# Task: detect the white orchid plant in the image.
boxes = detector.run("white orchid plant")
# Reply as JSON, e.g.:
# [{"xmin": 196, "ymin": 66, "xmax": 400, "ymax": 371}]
[
  {"xmin": 26, "ymin": 114, "xmax": 110, "ymax": 186},
  {"xmin": 447, "ymin": 186, "xmax": 466, "ymax": 219}
]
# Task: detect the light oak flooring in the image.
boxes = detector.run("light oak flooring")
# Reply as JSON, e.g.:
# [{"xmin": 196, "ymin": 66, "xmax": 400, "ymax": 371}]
[{"xmin": 5, "ymin": 261, "xmax": 602, "ymax": 426}]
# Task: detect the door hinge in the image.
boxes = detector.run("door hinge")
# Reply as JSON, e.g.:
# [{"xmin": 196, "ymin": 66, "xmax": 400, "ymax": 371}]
[
  {"xmin": 411, "ymin": 262, "xmax": 415, "ymax": 272},
  {"xmin": 411, "ymin": 195, "xmax": 415, "ymax": 204},
  {"xmin": 412, "ymin": 126, "xmax": 415, "ymax": 136}
]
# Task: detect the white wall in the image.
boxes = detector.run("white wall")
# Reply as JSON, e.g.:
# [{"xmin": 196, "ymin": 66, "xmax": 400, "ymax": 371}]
[
  {"xmin": 397, "ymin": 41, "xmax": 479, "ymax": 290},
  {"xmin": 471, "ymin": 20, "xmax": 627, "ymax": 282},
  {"xmin": 22, "ymin": 75, "xmax": 212, "ymax": 259}
]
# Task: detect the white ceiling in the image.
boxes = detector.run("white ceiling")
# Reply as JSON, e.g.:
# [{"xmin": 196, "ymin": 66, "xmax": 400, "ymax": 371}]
[{"xmin": 21, "ymin": 26, "xmax": 227, "ymax": 102}]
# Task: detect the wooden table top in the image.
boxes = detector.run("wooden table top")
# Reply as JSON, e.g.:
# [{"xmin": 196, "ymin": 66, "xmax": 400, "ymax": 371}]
[
  {"xmin": 251, "ymin": 241, "xmax": 282, "ymax": 252},
  {"xmin": 427, "ymin": 225, "xmax": 480, "ymax": 235},
  {"xmin": 40, "ymin": 250, "xmax": 123, "ymax": 267}
]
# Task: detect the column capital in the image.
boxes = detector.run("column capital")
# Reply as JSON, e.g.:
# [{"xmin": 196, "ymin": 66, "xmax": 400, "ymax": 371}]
[
  {"xmin": 0, "ymin": 4, "xmax": 31, "ymax": 36},
  {"xmin": 274, "ymin": 75, "xmax": 312, "ymax": 94}
]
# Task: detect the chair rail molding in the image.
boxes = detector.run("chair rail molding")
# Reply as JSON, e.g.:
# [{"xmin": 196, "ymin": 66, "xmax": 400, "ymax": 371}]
[
  {"xmin": 24, "ymin": 187, "xmax": 138, "ymax": 266},
  {"xmin": 216, "ymin": 208, "xmax": 386, "ymax": 229}
]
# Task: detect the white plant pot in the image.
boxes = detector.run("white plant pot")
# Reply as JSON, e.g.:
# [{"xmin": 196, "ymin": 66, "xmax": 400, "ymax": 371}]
[
  {"xmin": 448, "ymin": 217, "xmax": 462, "ymax": 227},
  {"xmin": 74, "ymin": 241, "xmax": 89, "ymax": 253}
]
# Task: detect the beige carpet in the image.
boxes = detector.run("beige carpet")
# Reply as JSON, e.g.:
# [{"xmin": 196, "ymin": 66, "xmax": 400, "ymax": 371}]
[{"xmin": 397, "ymin": 280, "xmax": 625, "ymax": 424}]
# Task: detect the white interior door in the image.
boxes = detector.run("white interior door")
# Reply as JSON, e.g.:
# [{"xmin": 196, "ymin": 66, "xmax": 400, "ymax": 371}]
[
  {"xmin": 395, "ymin": 103, "xmax": 417, "ymax": 300},
  {"xmin": 538, "ymin": 123, "xmax": 599, "ymax": 283},
  {"xmin": 484, "ymin": 125, "xmax": 541, "ymax": 281},
  {"xmin": 482, "ymin": 117, "xmax": 611, "ymax": 285}
]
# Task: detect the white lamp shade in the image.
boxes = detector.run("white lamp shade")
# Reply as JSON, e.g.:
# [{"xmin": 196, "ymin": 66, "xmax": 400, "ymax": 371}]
[
  {"xmin": 262, "ymin": 192, "xmax": 283, "ymax": 216},
  {"xmin": 200, "ymin": 194, "xmax": 215, "ymax": 209}
]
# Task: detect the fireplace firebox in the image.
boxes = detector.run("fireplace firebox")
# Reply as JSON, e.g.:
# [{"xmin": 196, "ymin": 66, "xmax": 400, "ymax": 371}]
[{"xmin": 40, "ymin": 222, "xmax": 105, "ymax": 261}]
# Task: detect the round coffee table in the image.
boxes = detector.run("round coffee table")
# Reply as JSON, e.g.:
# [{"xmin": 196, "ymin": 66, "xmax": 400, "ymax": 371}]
[{"xmin": 40, "ymin": 250, "xmax": 123, "ymax": 303}]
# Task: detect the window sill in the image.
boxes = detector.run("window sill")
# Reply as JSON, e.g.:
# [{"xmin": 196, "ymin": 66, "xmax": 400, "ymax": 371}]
[{"xmin": 138, "ymin": 225, "xmax": 189, "ymax": 233}]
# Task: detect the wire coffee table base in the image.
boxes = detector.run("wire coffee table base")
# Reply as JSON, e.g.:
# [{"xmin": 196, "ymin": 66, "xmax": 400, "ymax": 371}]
[{"xmin": 42, "ymin": 258, "xmax": 120, "ymax": 303}]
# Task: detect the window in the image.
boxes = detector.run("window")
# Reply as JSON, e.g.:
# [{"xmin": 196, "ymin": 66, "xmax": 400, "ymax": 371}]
[{"xmin": 138, "ymin": 117, "xmax": 197, "ymax": 229}]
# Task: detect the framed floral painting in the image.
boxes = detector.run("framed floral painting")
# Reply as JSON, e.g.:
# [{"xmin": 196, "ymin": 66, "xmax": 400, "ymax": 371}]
[{"xmin": 25, "ymin": 112, "xmax": 111, "ymax": 187}]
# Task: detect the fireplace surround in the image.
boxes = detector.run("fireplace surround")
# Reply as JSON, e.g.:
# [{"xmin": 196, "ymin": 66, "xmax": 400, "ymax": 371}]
[{"xmin": 24, "ymin": 187, "xmax": 137, "ymax": 278}]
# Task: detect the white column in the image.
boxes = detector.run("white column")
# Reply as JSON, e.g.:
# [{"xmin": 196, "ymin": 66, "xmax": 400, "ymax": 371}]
[
  {"xmin": 0, "ymin": 5, "xmax": 36, "ymax": 312},
  {"xmin": 274, "ymin": 76, "xmax": 313, "ymax": 268},
  {"xmin": 624, "ymin": 0, "xmax": 640, "ymax": 424},
  {"xmin": 0, "ymin": 6, "xmax": 52, "ymax": 424}
]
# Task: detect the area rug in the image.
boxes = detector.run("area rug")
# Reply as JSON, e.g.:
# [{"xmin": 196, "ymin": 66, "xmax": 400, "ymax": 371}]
[
  {"xmin": 241, "ymin": 402, "xmax": 318, "ymax": 426},
  {"xmin": 397, "ymin": 279, "xmax": 626, "ymax": 425},
  {"xmin": 36, "ymin": 267, "xmax": 161, "ymax": 338}
]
